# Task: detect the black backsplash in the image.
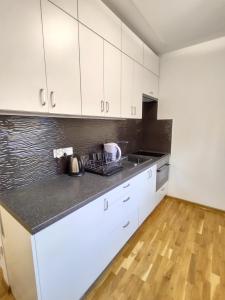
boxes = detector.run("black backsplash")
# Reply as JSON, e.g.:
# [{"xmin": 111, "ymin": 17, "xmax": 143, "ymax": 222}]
[
  {"xmin": 0, "ymin": 116, "xmax": 142, "ymax": 192},
  {"xmin": 0, "ymin": 103, "xmax": 172, "ymax": 193}
]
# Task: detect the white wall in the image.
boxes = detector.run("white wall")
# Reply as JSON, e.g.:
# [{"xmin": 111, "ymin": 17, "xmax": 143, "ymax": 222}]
[{"xmin": 158, "ymin": 37, "xmax": 225, "ymax": 210}]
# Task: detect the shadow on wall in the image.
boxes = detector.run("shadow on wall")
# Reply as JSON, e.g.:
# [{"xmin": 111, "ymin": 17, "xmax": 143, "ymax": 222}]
[{"xmin": 141, "ymin": 101, "xmax": 173, "ymax": 153}]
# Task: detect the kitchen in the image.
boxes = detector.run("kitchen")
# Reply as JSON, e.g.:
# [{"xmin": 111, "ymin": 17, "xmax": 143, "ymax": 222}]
[{"xmin": 0, "ymin": 0, "xmax": 225, "ymax": 299}]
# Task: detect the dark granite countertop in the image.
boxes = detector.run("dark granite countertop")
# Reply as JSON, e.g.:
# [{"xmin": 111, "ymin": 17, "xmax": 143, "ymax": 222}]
[{"xmin": 0, "ymin": 154, "xmax": 169, "ymax": 235}]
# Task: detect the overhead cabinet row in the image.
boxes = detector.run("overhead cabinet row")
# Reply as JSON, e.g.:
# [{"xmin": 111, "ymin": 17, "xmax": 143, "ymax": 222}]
[
  {"xmin": 78, "ymin": 0, "xmax": 160, "ymax": 75},
  {"xmin": 0, "ymin": 0, "xmax": 158, "ymax": 118},
  {"xmin": 0, "ymin": 0, "xmax": 81, "ymax": 115}
]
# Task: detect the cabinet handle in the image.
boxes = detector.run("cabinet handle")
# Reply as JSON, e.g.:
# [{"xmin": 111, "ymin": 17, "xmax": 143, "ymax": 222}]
[
  {"xmin": 148, "ymin": 169, "xmax": 152, "ymax": 179},
  {"xmin": 131, "ymin": 106, "xmax": 133, "ymax": 115},
  {"xmin": 106, "ymin": 101, "xmax": 109, "ymax": 113},
  {"xmin": 157, "ymin": 163, "xmax": 170, "ymax": 172},
  {"xmin": 101, "ymin": 100, "xmax": 104, "ymax": 112},
  {"xmin": 123, "ymin": 183, "xmax": 130, "ymax": 189},
  {"xmin": 39, "ymin": 89, "xmax": 46, "ymax": 106},
  {"xmin": 134, "ymin": 106, "xmax": 136, "ymax": 115},
  {"xmin": 104, "ymin": 199, "xmax": 108, "ymax": 211},
  {"xmin": 50, "ymin": 91, "xmax": 56, "ymax": 108},
  {"xmin": 123, "ymin": 221, "xmax": 130, "ymax": 229},
  {"xmin": 123, "ymin": 197, "xmax": 130, "ymax": 203}
]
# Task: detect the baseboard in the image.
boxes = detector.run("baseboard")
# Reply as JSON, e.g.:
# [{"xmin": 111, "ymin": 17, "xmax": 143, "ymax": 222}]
[{"xmin": 167, "ymin": 195, "xmax": 225, "ymax": 215}]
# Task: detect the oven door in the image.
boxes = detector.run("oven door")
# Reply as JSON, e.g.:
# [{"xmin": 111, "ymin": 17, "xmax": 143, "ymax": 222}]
[{"xmin": 156, "ymin": 163, "xmax": 170, "ymax": 191}]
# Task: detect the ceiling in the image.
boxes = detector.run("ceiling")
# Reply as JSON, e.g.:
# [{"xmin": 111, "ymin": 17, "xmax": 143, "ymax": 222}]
[{"xmin": 102, "ymin": 0, "xmax": 225, "ymax": 55}]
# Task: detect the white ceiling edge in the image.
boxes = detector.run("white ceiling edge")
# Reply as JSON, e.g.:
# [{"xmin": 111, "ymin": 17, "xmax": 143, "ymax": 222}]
[
  {"xmin": 161, "ymin": 35, "xmax": 225, "ymax": 58},
  {"xmin": 102, "ymin": 0, "xmax": 225, "ymax": 55},
  {"xmin": 102, "ymin": 0, "xmax": 162, "ymax": 55}
]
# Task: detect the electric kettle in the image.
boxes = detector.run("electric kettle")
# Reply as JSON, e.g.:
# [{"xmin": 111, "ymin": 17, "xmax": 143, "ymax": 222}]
[
  {"xmin": 69, "ymin": 154, "xmax": 85, "ymax": 176},
  {"xmin": 104, "ymin": 143, "xmax": 122, "ymax": 162}
]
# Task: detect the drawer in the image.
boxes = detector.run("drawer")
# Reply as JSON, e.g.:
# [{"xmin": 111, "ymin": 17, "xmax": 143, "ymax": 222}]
[
  {"xmin": 156, "ymin": 182, "xmax": 168, "ymax": 206},
  {"xmin": 103, "ymin": 190, "xmax": 138, "ymax": 234},
  {"xmin": 103, "ymin": 177, "xmax": 136, "ymax": 209},
  {"xmin": 102, "ymin": 209, "xmax": 139, "ymax": 269}
]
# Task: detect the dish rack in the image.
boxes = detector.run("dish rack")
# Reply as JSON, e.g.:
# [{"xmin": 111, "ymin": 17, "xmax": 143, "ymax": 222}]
[{"xmin": 85, "ymin": 153, "xmax": 123, "ymax": 176}]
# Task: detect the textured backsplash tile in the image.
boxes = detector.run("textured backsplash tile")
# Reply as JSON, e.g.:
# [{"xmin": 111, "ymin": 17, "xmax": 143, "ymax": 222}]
[
  {"xmin": 0, "ymin": 103, "xmax": 172, "ymax": 193},
  {"xmin": 0, "ymin": 116, "xmax": 142, "ymax": 192}
]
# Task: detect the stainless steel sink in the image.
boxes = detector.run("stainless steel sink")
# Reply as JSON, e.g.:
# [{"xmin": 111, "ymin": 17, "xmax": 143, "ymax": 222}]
[{"xmin": 121, "ymin": 154, "xmax": 152, "ymax": 168}]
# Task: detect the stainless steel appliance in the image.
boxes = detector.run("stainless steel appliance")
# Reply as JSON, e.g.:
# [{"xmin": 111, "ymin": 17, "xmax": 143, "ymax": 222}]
[
  {"xmin": 69, "ymin": 154, "xmax": 85, "ymax": 176},
  {"xmin": 133, "ymin": 151, "xmax": 170, "ymax": 191},
  {"xmin": 156, "ymin": 157, "xmax": 170, "ymax": 191}
]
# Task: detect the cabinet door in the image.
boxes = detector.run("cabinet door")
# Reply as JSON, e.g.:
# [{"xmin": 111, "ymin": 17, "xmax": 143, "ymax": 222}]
[
  {"xmin": 42, "ymin": 0, "xmax": 81, "ymax": 115},
  {"xmin": 0, "ymin": 0, "xmax": 47, "ymax": 113},
  {"xmin": 137, "ymin": 165, "xmax": 157, "ymax": 225},
  {"xmin": 34, "ymin": 195, "xmax": 106, "ymax": 300},
  {"xmin": 133, "ymin": 62, "xmax": 144, "ymax": 119},
  {"xmin": 79, "ymin": 24, "xmax": 104, "ymax": 117},
  {"xmin": 121, "ymin": 54, "xmax": 134, "ymax": 118},
  {"xmin": 104, "ymin": 41, "xmax": 121, "ymax": 118},
  {"xmin": 78, "ymin": 0, "xmax": 122, "ymax": 48},
  {"xmin": 48, "ymin": 0, "xmax": 77, "ymax": 18},
  {"xmin": 143, "ymin": 44, "xmax": 159, "ymax": 76},
  {"xmin": 0, "ymin": 208, "xmax": 38, "ymax": 300},
  {"xmin": 149, "ymin": 71, "xmax": 159, "ymax": 99},
  {"xmin": 122, "ymin": 23, "xmax": 144, "ymax": 64},
  {"xmin": 144, "ymin": 68, "xmax": 159, "ymax": 99}
]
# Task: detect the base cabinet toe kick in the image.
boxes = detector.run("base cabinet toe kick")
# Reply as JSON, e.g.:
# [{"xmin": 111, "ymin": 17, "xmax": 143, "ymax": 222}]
[{"xmin": 0, "ymin": 164, "xmax": 168, "ymax": 300}]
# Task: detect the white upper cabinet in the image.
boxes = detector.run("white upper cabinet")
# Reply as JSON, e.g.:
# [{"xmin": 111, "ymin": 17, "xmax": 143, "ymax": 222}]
[
  {"xmin": 143, "ymin": 43, "xmax": 160, "ymax": 76},
  {"xmin": 143, "ymin": 68, "xmax": 159, "ymax": 99},
  {"xmin": 79, "ymin": 24, "xmax": 104, "ymax": 117},
  {"xmin": 0, "ymin": 0, "xmax": 47, "ymax": 113},
  {"xmin": 42, "ymin": 0, "xmax": 81, "ymax": 115},
  {"xmin": 48, "ymin": 0, "xmax": 78, "ymax": 18},
  {"xmin": 133, "ymin": 62, "xmax": 144, "ymax": 119},
  {"xmin": 78, "ymin": 0, "xmax": 122, "ymax": 49},
  {"xmin": 104, "ymin": 41, "xmax": 121, "ymax": 118},
  {"xmin": 122, "ymin": 23, "xmax": 144, "ymax": 65},
  {"xmin": 121, "ymin": 54, "xmax": 134, "ymax": 118}
]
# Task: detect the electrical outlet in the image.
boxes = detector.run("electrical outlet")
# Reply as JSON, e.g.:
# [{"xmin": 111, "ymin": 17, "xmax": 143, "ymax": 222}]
[{"xmin": 53, "ymin": 147, "xmax": 73, "ymax": 159}]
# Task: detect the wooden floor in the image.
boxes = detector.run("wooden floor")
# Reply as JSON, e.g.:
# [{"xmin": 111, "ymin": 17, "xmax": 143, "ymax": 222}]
[
  {"xmin": 1, "ymin": 197, "xmax": 225, "ymax": 300},
  {"xmin": 84, "ymin": 197, "xmax": 225, "ymax": 300},
  {"xmin": 0, "ymin": 270, "xmax": 13, "ymax": 300}
]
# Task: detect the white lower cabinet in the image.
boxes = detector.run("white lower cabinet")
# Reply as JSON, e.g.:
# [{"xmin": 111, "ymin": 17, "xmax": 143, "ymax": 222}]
[
  {"xmin": 136, "ymin": 165, "xmax": 157, "ymax": 225},
  {"xmin": 1, "ymin": 165, "xmax": 157, "ymax": 300}
]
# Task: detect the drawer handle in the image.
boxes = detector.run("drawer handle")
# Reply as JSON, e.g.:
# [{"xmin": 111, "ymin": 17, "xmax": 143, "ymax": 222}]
[
  {"xmin": 123, "ymin": 197, "xmax": 130, "ymax": 203},
  {"xmin": 104, "ymin": 199, "xmax": 108, "ymax": 211},
  {"xmin": 123, "ymin": 221, "xmax": 130, "ymax": 229},
  {"xmin": 123, "ymin": 183, "xmax": 130, "ymax": 189},
  {"xmin": 157, "ymin": 163, "xmax": 170, "ymax": 172}
]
